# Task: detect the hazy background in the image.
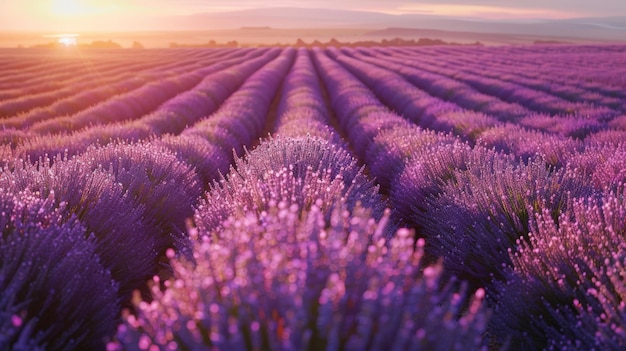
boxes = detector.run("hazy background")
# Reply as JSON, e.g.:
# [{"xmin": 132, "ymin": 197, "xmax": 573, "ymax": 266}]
[{"xmin": 1, "ymin": 1, "xmax": 625, "ymax": 47}]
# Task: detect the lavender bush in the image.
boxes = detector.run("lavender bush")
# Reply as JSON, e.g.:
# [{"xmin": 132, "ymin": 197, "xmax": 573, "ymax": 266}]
[
  {"xmin": 492, "ymin": 185, "xmax": 626, "ymax": 350},
  {"xmin": 0, "ymin": 156, "xmax": 156, "ymax": 300},
  {"xmin": 75, "ymin": 142, "xmax": 203, "ymax": 253},
  {"xmin": 566, "ymin": 142, "xmax": 626, "ymax": 193},
  {"xmin": 195, "ymin": 136, "xmax": 386, "ymax": 235},
  {"xmin": 154, "ymin": 134, "xmax": 231, "ymax": 189},
  {"xmin": 476, "ymin": 123, "xmax": 583, "ymax": 167},
  {"xmin": 365, "ymin": 125, "xmax": 457, "ymax": 191},
  {"xmin": 409, "ymin": 155, "xmax": 591, "ymax": 290},
  {"xmin": 390, "ymin": 142, "xmax": 508, "ymax": 228},
  {"xmin": 0, "ymin": 191, "xmax": 119, "ymax": 350},
  {"xmin": 114, "ymin": 203, "xmax": 489, "ymax": 351}
]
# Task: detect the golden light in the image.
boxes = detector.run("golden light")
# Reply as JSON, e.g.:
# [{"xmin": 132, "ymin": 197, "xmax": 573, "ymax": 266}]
[
  {"xmin": 43, "ymin": 33, "xmax": 79, "ymax": 46},
  {"xmin": 58, "ymin": 36, "xmax": 77, "ymax": 46},
  {"xmin": 50, "ymin": 0, "xmax": 94, "ymax": 16}
]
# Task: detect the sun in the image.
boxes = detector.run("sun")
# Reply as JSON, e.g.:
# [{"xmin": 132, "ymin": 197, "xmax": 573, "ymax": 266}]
[{"xmin": 58, "ymin": 36, "xmax": 77, "ymax": 46}]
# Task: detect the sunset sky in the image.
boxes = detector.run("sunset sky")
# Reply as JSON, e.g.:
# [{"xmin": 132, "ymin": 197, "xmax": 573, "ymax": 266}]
[{"xmin": 1, "ymin": 0, "xmax": 625, "ymax": 31}]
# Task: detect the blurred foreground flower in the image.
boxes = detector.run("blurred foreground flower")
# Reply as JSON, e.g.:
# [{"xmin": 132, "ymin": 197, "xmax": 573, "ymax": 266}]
[{"xmin": 114, "ymin": 202, "xmax": 489, "ymax": 351}]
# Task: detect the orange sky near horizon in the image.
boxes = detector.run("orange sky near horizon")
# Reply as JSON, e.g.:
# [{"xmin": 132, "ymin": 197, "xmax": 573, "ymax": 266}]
[{"xmin": 1, "ymin": 0, "xmax": 624, "ymax": 31}]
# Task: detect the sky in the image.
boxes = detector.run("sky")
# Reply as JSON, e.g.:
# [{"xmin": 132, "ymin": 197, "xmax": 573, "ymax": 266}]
[{"xmin": 1, "ymin": 0, "xmax": 626, "ymax": 31}]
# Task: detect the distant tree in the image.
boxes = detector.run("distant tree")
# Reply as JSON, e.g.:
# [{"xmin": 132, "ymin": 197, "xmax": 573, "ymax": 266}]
[{"xmin": 131, "ymin": 41, "xmax": 144, "ymax": 49}]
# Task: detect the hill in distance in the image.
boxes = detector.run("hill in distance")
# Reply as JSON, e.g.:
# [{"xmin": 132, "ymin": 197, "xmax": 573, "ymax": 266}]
[{"xmin": 153, "ymin": 8, "xmax": 626, "ymax": 42}]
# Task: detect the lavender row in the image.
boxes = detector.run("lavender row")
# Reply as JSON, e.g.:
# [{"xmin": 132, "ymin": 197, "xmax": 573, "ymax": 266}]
[
  {"xmin": 1, "ymin": 47, "xmax": 297, "ymax": 349},
  {"xmin": 445, "ymin": 45, "xmax": 626, "ymax": 97},
  {"xmin": 0, "ymin": 57, "xmax": 184, "ymax": 117},
  {"xmin": 342, "ymin": 46, "xmax": 626, "ymax": 348},
  {"xmin": 347, "ymin": 47, "xmax": 532, "ymax": 121},
  {"xmin": 0, "ymin": 47, "xmax": 286, "ymax": 344},
  {"xmin": 0, "ymin": 190, "xmax": 119, "ymax": 350},
  {"xmin": 1, "ymin": 139, "xmax": 204, "ymax": 350},
  {"xmin": 129, "ymin": 48, "xmax": 488, "ymax": 348},
  {"xmin": 380, "ymin": 47, "xmax": 619, "ymax": 121},
  {"xmin": 0, "ymin": 53, "xmax": 48, "ymax": 74},
  {"xmin": 116, "ymin": 198, "xmax": 488, "ymax": 351},
  {"xmin": 147, "ymin": 47, "xmax": 293, "ymax": 188},
  {"xmin": 492, "ymin": 185, "xmax": 626, "ymax": 349},
  {"xmin": 464, "ymin": 51, "xmax": 625, "ymax": 110},
  {"xmin": 273, "ymin": 48, "xmax": 342, "ymax": 144},
  {"xmin": 0, "ymin": 48, "xmax": 241, "ymax": 131},
  {"xmin": 326, "ymin": 48, "xmax": 591, "ymax": 167},
  {"xmin": 436, "ymin": 45, "xmax": 626, "ymax": 109},
  {"xmin": 174, "ymin": 47, "xmax": 295, "ymax": 174},
  {"xmin": 0, "ymin": 54, "xmax": 171, "ymax": 105},
  {"xmin": 0, "ymin": 48, "xmax": 231, "ymax": 112},
  {"xmin": 396, "ymin": 47, "xmax": 622, "ymax": 119},
  {"xmin": 0, "ymin": 48, "xmax": 196, "ymax": 91},
  {"xmin": 0, "ymin": 57, "xmax": 99, "ymax": 90},
  {"xmin": 5, "ymin": 48, "xmax": 276, "ymax": 164},
  {"xmin": 24, "ymin": 54, "xmax": 249, "ymax": 136},
  {"xmin": 390, "ymin": 45, "xmax": 623, "ymax": 120},
  {"xmin": 322, "ymin": 47, "xmax": 504, "ymax": 142},
  {"xmin": 310, "ymin": 47, "xmax": 474, "ymax": 191},
  {"xmin": 394, "ymin": 47, "xmax": 626, "ymax": 112}
]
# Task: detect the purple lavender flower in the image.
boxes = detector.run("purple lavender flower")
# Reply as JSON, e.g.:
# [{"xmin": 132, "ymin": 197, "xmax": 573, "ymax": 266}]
[
  {"xmin": 492, "ymin": 185, "xmax": 626, "ymax": 350},
  {"xmin": 115, "ymin": 203, "xmax": 489, "ymax": 351},
  {"xmin": 585, "ymin": 129, "xmax": 626, "ymax": 145},
  {"xmin": 567, "ymin": 142, "xmax": 626, "ymax": 191},
  {"xmin": 0, "ymin": 190, "xmax": 119, "ymax": 350},
  {"xmin": 406, "ymin": 154, "xmax": 591, "ymax": 290},
  {"xmin": 608, "ymin": 115, "xmax": 626, "ymax": 130},
  {"xmin": 477, "ymin": 123, "xmax": 583, "ymax": 167},
  {"xmin": 365, "ymin": 125, "xmax": 457, "ymax": 191},
  {"xmin": 76, "ymin": 142, "xmax": 203, "ymax": 253},
  {"xmin": 154, "ymin": 134, "xmax": 231, "ymax": 189},
  {"xmin": 195, "ymin": 136, "xmax": 386, "ymax": 235},
  {"xmin": 0, "ymin": 155, "xmax": 158, "ymax": 300}
]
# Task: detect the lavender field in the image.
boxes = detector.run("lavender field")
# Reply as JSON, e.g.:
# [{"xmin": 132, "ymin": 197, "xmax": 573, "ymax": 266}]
[{"xmin": 1, "ymin": 44, "xmax": 626, "ymax": 350}]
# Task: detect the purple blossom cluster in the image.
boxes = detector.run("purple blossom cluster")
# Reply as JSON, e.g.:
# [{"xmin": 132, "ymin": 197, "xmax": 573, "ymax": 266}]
[
  {"xmin": 567, "ymin": 142, "xmax": 626, "ymax": 191},
  {"xmin": 115, "ymin": 203, "xmax": 489, "ymax": 351},
  {"xmin": 0, "ymin": 141, "xmax": 201, "ymax": 300},
  {"xmin": 0, "ymin": 190, "xmax": 119, "ymax": 350},
  {"xmin": 408, "ymin": 155, "xmax": 591, "ymax": 289},
  {"xmin": 195, "ymin": 136, "xmax": 386, "ymax": 235},
  {"xmin": 492, "ymin": 185, "xmax": 626, "ymax": 350},
  {"xmin": 475, "ymin": 123, "xmax": 584, "ymax": 167},
  {"xmin": 0, "ymin": 139, "xmax": 208, "ymax": 349}
]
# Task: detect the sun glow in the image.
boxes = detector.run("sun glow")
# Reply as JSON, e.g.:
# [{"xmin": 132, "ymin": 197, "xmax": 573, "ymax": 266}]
[
  {"xmin": 58, "ymin": 36, "xmax": 77, "ymax": 46},
  {"xmin": 50, "ymin": 0, "xmax": 94, "ymax": 16},
  {"xmin": 43, "ymin": 33, "xmax": 79, "ymax": 46}
]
